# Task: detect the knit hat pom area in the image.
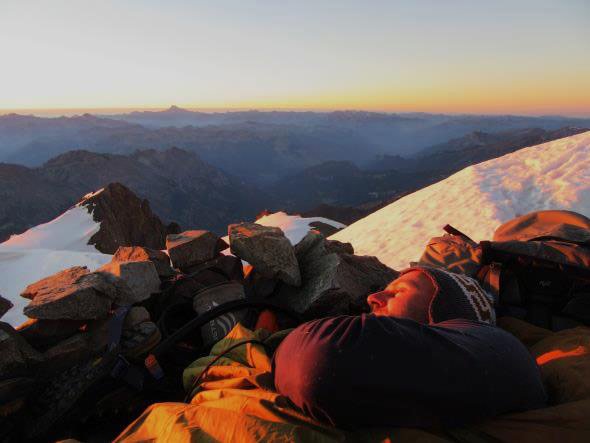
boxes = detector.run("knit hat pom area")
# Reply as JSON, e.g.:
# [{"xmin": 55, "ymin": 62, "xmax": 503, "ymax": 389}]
[{"xmin": 401, "ymin": 267, "xmax": 496, "ymax": 325}]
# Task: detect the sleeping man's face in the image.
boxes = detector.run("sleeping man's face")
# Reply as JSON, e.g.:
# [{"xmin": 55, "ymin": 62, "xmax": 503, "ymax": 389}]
[{"xmin": 366, "ymin": 270, "xmax": 437, "ymax": 323}]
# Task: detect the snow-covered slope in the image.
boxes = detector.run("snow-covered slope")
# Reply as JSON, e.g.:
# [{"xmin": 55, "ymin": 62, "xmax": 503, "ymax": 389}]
[
  {"xmin": 331, "ymin": 131, "xmax": 590, "ymax": 270},
  {"xmin": 0, "ymin": 199, "xmax": 111, "ymax": 326}
]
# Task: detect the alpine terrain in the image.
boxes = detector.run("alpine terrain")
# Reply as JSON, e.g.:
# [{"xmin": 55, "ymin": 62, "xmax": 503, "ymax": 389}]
[{"xmin": 331, "ymin": 130, "xmax": 590, "ymax": 270}]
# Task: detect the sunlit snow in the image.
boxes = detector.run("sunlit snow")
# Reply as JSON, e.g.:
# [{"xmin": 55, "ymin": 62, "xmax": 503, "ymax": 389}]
[
  {"xmin": 0, "ymin": 202, "xmax": 111, "ymax": 326},
  {"xmin": 221, "ymin": 211, "xmax": 345, "ymax": 249},
  {"xmin": 254, "ymin": 212, "xmax": 345, "ymax": 245},
  {"xmin": 331, "ymin": 131, "xmax": 590, "ymax": 270}
]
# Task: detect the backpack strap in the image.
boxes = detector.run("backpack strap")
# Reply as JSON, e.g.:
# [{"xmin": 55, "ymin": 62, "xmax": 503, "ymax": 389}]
[{"xmin": 478, "ymin": 263, "xmax": 502, "ymax": 304}]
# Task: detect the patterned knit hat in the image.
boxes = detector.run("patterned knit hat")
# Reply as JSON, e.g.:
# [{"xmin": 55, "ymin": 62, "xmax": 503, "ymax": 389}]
[{"xmin": 400, "ymin": 267, "xmax": 496, "ymax": 325}]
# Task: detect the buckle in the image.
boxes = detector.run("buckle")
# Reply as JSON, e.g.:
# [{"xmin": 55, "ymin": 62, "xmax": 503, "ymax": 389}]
[{"xmin": 145, "ymin": 354, "xmax": 165, "ymax": 380}]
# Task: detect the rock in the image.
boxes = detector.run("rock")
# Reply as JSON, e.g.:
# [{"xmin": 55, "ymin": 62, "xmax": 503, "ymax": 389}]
[
  {"xmin": 325, "ymin": 239, "xmax": 354, "ymax": 255},
  {"xmin": 98, "ymin": 260, "xmax": 160, "ymax": 305},
  {"xmin": 188, "ymin": 269, "xmax": 229, "ymax": 287},
  {"xmin": 183, "ymin": 255, "xmax": 244, "ymax": 282},
  {"xmin": 80, "ymin": 182, "xmax": 173, "ymax": 254},
  {"xmin": 21, "ymin": 266, "xmax": 89, "ymax": 300},
  {"xmin": 42, "ymin": 333, "xmax": 93, "ymax": 375},
  {"xmin": 244, "ymin": 271, "xmax": 278, "ymax": 298},
  {"xmin": 123, "ymin": 306, "xmax": 151, "ymax": 329},
  {"xmin": 229, "ymin": 223, "xmax": 301, "ymax": 286},
  {"xmin": 0, "ymin": 294, "xmax": 13, "ymax": 319},
  {"xmin": 22, "ymin": 267, "xmax": 116, "ymax": 320},
  {"xmin": 294, "ymin": 230, "xmax": 326, "ymax": 262},
  {"xmin": 0, "ymin": 322, "xmax": 43, "ymax": 377},
  {"xmin": 17, "ymin": 318, "xmax": 85, "ymax": 351},
  {"xmin": 113, "ymin": 246, "xmax": 174, "ymax": 278},
  {"xmin": 309, "ymin": 221, "xmax": 341, "ymax": 237},
  {"xmin": 166, "ymin": 230, "xmax": 228, "ymax": 270},
  {"xmin": 278, "ymin": 241, "xmax": 398, "ymax": 318},
  {"xmin": 214, "ymin": 255, "xmax": 245, "ymax": 281}
]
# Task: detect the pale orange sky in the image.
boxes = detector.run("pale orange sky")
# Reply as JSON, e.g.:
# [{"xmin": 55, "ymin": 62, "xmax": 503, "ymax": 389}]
[{"xmin": 1, "ymin": 1, "xmax": 589, "ymax": 116}]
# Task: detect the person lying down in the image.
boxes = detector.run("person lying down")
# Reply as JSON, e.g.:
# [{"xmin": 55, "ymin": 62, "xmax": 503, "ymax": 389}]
[{"xmin": 273, "ymin": 266, "xmax": 547, "ymax": 428}]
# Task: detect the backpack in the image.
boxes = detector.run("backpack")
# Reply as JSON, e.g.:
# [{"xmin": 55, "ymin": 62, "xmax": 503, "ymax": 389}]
[{"xmin": 418, "ymin": 210, "xmax": 590, "ymax": 330}]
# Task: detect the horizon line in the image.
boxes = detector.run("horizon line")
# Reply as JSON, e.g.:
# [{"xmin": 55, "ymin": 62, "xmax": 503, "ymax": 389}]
[{"xmin": 1, "ymin": 106, "xmax": 590, "ymax": 119}]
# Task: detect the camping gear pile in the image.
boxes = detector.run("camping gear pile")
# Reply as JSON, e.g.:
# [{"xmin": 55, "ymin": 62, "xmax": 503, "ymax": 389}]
[
  {"xmin": 114, "ymin": 210, "xmax": 590, "ymax": 443},
  {"xmin": 0, "ymin": 223, "xmax": 396, "ymax": 441},
  {"xmin": 418, "ymin": 210, "xmax": 590, "ymax": 330}
]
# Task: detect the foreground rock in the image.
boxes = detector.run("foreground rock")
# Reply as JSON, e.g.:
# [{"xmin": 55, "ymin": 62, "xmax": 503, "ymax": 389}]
[
  {"xmin": 113, "ymin": 246, "xmax": 174, "ymax": 278},
  {"xmin": 166, "ymin": 230, "xmax": 228, "ymax": 271},
  {"xmin": 80, "ymin": 182, "xmax": 177, "ymax": 254},
  {"xmin": 123, "ymin": 306, "xmax": 151, "ymax": 329},
  {"xmin": 21, "ymin": 267, "xmax": 116, "ymax": 320},
  {"xmin": 0, "ymin": 322, "xmax": 44, "ymax": 377},
  {"xmin": 41, "ymin": 333, "xmax": 95, "ymax": 375},
  {"xmin": 17, "ymin": 318, "xmax": 85, "ymax": 350},
  {"xmin": 99, "ymin": 260, "xmax": 160, "ymax": 305},
  {"xmin": 279, "ymin": 231, "xmax": 398, "ymax": 318},
  {"xmin": 0, "ymin": 294, "xmax": 13, "ymax": 319},
  {"xmin": 229, "ymin": 223, "xmax": 301, "ymax": 286}
]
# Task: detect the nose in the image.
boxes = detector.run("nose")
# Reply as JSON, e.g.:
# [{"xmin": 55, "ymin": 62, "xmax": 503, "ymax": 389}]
[{"xmin": 367, "ymin": 290, "xmax": 391, "ymax": 310}]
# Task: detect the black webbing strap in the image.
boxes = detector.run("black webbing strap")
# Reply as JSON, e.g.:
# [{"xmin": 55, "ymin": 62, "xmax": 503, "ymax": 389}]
[
  {"xmin": 150, "ymin": 298, "xmax": 302, "ymax": 359},
  {"xmin": 107, "ymin": 305, "xmax": 131, "ymax": 351}
]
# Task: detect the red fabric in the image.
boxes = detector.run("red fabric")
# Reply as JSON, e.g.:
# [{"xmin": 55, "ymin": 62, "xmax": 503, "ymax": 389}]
[{"xmin": 255, "ymin": 309, "xmax": 280, "ymax": 333}]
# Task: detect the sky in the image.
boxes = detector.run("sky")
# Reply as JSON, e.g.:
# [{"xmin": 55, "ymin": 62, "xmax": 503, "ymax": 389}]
[{"xmin": 1, "ymin": 0, "xmax": 589, "ymax": 116}]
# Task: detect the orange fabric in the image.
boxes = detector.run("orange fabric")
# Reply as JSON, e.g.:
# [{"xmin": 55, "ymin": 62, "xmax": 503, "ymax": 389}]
[
  {"xmin": 116, "ymin": 322, "xmax": 590, "ymax": 443},
  {"xmin": 531, "ymin": 326, "xmax": 590, "ymax": 404}
]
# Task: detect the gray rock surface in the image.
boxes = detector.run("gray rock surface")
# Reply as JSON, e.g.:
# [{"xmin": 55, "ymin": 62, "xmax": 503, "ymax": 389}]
[
  {"xmin": 0, "ymin": 322, "xmax": 43, "ymax": 377},
  {"xmin": 42, "ymin": 333, "xmax": 93, "ymax": 375},
  {"xmin": 22, "ymin": 267, "xmax": 116, "ymax": 320},
  {"xmin": 0, "ymin": 293, "xmax": 13, "ymax": 319},
  {"xmin": 113, "ymin": 246, "xmax": 174, "ymax": 278},
  {"xmin": 17, "ymin": 318, "xmax": 85, "ymax": 351},
  {"xmin": 21, "ymin": 266, "xmax": 89, "ymax": 300},
  {"xmin": 278, "ymin": 231, "xmax": 398, "ymax": 318},
  {"xmin": 99, "ymin": 260, "xmax": 160, "ymax": 305},
  {"xmin": 166, "ymin": 230, "xmax": 227, "ymax": 270},
  {"xmin": 229, "ymin": 223, "xmax": 301, "ymax": 286},
  {"xmin": 123, "ymin": 306, "xmax": 151, "ymax": 329}
]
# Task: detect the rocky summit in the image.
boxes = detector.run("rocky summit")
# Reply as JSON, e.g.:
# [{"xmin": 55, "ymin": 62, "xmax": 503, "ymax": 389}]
[
  {"xmin": 81, "ymin": 182, "xmax": 179, "ymax": 254},
  {"xmin": 0, "ymin": 183, "xmax": 402, "ymax": 441}
]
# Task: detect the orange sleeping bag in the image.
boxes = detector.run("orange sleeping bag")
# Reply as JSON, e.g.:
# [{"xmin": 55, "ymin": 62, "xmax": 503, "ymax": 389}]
[{"xmin": 115, "ymin": 319, "xmax": 590, "ymax": 443}]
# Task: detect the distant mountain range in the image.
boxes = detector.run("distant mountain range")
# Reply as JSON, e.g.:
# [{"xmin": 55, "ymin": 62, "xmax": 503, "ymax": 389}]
[
  {"xmin": 0, "ymin": 147, "xmax": 271, "ymax": 242},
  {"xmin": 2, "ymin": 109, "xmax": 590, "ymax": 185},
  {"xmin": 274, "ymin": 127, "xmax": 587, "ymax": 214},
  {"xmin": 0, "ymin": 107, "xmax": 587, "ymax": 243}
]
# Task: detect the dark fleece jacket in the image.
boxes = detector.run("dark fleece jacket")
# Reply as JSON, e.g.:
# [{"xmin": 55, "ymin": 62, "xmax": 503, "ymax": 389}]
[{"xmin": 273, "ymin": 315, "xmax": 546, "ymax": 428}]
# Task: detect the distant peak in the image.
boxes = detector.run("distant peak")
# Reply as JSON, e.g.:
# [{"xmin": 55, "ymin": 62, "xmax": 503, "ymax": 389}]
[{"xmin": 165, "ymin": 105, "xmax": 189, "ymax": 113}]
